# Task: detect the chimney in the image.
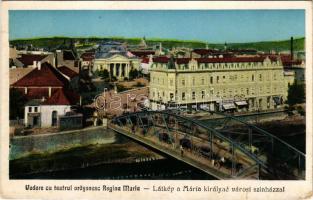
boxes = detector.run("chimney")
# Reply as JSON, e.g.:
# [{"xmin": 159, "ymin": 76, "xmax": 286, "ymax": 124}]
[
  {"xmin": 290, "ymin": 37, "xmax": 294, "ymax": 61},
  {"xmin": 48, "ymin": 87, "xmax": 51, "ymax": 97},
  {"xmin": 37, "ymin": 61, "xmax": 41, "ymax": 70}
]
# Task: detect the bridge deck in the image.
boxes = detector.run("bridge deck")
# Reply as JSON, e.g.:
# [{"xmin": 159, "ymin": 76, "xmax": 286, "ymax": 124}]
[{"xmin": 109, "ymin": 123, "xmax": 235, "ymax": 180}]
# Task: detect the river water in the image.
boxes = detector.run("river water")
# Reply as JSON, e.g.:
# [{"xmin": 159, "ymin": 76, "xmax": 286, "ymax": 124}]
[{"xmin": 10, "ymin": 118, "xmax": 305, "ymax": 180}]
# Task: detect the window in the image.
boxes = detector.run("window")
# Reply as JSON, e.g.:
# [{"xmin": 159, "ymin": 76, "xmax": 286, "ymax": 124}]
[
  {"xmin": 182, "ymin": 92, "xmax": 186, "ymax": 100},
  {"xmin": 217, "ymin": 76, "xmax": 219, "ymax": 83},
  {"xmin": 28, "ymin": 107, "xmax": 32, "ymax": 113},
  {"xmin": 201, "ymin": 78, "xmax": 204, "ymax": 85},
  {"xmin": 170, "ymin": 93, "xmax": 174, "ymax": 100},
  {"xmin": 259, "ymin": 74, "xmax": 262, "ymax": 81},
  {"xmin": 210, "ymin": 77, "xmax": 213, "ymax": 84},
  {"xmin": 192, "ymin": 78, "xmax": 195, "ymax": 86},
  {"xmin": 34, "ymin": 107, "xmax": 38, "ymax": 112},
  {"xmin": 182, "ymin": 79, "xmax": 185, "ymax": 86},
  {"xmin": 162, "ymin": 91, "xmax": 165, "ymax": 97},
  {"xmin": 252, "ymin": 74, "xmax": 254, "ymax": 81},
  {"xmin": 201, "ymin": 91, "xmax": 205, "ymax": 99},
  {"xmin": 247, "ymin": 88, "xmax": 249, "ymax": 95},
  {"xmin": 192, "ymin": 92, "xmax": 196, "ymax": 100}
]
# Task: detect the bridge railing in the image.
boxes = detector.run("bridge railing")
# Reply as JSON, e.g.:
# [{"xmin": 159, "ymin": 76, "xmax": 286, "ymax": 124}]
[
  {"xmin": 199, "ymin": 108, "xmax": 305, "ymax": 179},
  {"xmin": 112, "ymin": 111, "xmax": 278, "ymax": 179}
]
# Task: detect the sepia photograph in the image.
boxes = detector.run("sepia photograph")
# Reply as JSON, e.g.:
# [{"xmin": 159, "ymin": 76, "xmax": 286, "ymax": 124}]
[{"xmin": 1, "ymin": 1, "xmax": 312, "ymax": 200}]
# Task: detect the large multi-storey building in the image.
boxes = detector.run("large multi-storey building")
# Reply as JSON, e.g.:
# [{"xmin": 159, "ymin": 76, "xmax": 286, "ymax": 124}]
[{"xmin": 149, "ymin": 56, "xmax": 295, "ymax": 112}]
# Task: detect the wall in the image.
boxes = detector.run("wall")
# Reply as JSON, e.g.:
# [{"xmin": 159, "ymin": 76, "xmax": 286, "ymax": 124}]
[
  {"xmin": 40, "ymin": 105, "xmax": 71, "ymax": 127},
  {"xmin": 10, "ymin": 126, "xmax": 116, "ymax": 160}
]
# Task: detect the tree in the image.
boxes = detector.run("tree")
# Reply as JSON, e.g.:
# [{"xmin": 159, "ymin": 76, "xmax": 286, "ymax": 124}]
[
  {"xmin": 129, "ymin": 68, "xmax": 139, "ymax": 81},
  {"xmin": 99, "ymin": 69, "xmax": 110, "ymax": 80},
  {"xmin": 287, "ymin": 81, "xmax": 305, "ymax": 106},
  {"xmin": 10, "ymin": 89, "xmax": 27, "ymax": 120}
]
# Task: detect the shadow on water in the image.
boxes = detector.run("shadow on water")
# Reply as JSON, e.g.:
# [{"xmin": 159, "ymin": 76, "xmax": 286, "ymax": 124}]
[
  {"xmin": 10, "ymin": 133, "xmax": 216, "ymax": 180},
  {"xmin": 11, "ymin": 158, "xmax": 216, "ymax": 180}
]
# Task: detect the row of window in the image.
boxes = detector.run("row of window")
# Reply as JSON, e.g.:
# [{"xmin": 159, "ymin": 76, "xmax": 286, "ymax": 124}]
[
  {"xmin": 28, "ymin": 106, "xmax": 38, "ymax": 113},
  {"xmin": 153, "ymin": 61, "xmax": 279, "ymax": 70},
  {"xmin": 152, "ymin": 86, "xmax": 284, "ymax": 100},
  {"xmin": 152, "ymin": 73, "xmax": 282, "ymax": 86}
]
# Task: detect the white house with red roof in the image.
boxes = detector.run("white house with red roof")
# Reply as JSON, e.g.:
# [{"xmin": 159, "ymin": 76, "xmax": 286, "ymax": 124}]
[
  {"xmin": 24, "ymin": 89, "xmax": 80, "ymax": 127},
  {"xmin": 10, "ymin": 61, "xmax": 81, "ymax": 128}
]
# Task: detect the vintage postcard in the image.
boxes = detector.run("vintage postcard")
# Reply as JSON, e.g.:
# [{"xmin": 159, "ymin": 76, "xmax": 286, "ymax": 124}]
[{"xmin": 0, "ymin": 1, "xmax": 312, "ymax": 200}]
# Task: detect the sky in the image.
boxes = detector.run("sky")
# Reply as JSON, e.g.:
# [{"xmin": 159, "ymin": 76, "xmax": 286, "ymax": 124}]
[{"xmin": 9, "ymin": 10, "xmax": 305, "ymax": 43}]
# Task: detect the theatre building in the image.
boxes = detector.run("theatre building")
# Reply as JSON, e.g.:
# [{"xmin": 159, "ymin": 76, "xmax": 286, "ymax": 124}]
[
  {"xmin": 93, "ymin": 43, "xmax": 140, "ymax": 80},
  {"xmin": 149, "ymin": 56, "xmax": 294, "ymax": 112}
]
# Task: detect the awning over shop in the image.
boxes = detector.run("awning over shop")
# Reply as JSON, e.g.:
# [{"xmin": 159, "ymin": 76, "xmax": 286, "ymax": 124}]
[
  {"xmin": 235, "ymin": 100, "xmax": 248, "ymax": 106},
  {"xmin": 273, "ymin": 96, "xmax": 282, "ymax": 105},
  {"xmin": 222, "ymin": 103, "xmax": 236, "ymax": 110}
]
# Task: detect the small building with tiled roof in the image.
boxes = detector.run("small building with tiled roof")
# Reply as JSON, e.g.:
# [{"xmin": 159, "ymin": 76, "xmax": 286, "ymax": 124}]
[
  {"xmin": 80, "ymin": 52, "xmax": 95, "ymax": 71},
  {"xmin": 140, "ymin": 56, "xmax": 153, "ymax": 75},
  {"xmin": 56, "ymin": 50, "xmax": 79, "ymax": 70},
  {"xmin": 57, "ymin": 65, "xmax": 80, "ymax": 91},
  {"xmin": 11, "ymin": 62, "xmax": 69, "ymax": 100},
  {"xmin": 12, "ymin": 53, "xmax": 55, "ymax": 68},
  {"xmin": 130, "ymin": 50, "xmax": 155, "ymax": 58},
  {"xmin": 24, "ymin": 89, "xmax": 80, "ymax": 127},
  {"xmin": 58, "ymin": 66, "xmax": 79, "ymax": 79}
]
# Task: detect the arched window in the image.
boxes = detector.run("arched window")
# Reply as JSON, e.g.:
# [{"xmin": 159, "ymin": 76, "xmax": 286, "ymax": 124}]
[{"xmin": 52, "ymin": 110, "xmax": 58, "ymax": 126}]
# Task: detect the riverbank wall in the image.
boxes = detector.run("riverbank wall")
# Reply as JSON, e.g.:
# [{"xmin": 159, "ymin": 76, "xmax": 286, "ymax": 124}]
[
  {"xmin": 196, "ymin": 110, "xmax": 288, "ymax": 124},
  {"xmin": 10, "ymin": 126, "xmax": 116, "ymax": 160}
]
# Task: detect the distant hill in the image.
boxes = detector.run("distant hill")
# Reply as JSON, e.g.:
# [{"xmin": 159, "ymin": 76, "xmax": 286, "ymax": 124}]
[{"xmin": 10, "ymin": 36, "xmax": 305, "ymax": 52}]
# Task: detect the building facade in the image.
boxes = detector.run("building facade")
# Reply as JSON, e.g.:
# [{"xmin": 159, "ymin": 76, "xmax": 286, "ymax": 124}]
[
  {"xmin": 24, "ymin": 89, "xmax": 79, "ymax": 128},
  {"xmin": 93, "ymin": 53, "xmax": 140, "ymax": 80},
  {"xmin": 149, "ymin": 56, "xmax": 294, "ymax": 112}
]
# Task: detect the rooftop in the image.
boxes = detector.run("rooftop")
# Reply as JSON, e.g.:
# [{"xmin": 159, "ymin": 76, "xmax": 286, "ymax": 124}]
[
  {"xmin": 16, "ymin": 54, "xmax": 48, "ymax": 66},
  {"xmin": 12, "ymin": 62, "xmax": 69, "ymax": 87},
  {"xmin": 42, "ymin": 89, "xmax": 79, "ymax": 106},
  {"xmin": 58, "ymin": 66, "xmax": 79, "ymax": 79}
]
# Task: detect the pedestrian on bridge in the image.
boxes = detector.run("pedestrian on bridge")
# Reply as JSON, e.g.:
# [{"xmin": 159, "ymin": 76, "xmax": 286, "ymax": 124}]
[{"xmin": 180, "ymin": 145, "xmax": 184, "ymax": 157}]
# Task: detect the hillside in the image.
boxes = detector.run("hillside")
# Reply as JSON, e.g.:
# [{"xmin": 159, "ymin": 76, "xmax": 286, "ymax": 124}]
[{"xmin": 10, "ymin": 36, "xmax": 305, "ymax": 52}]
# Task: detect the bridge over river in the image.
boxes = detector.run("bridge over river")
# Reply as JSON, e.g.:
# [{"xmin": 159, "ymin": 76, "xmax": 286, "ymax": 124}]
[{"xmin": 109, "ymin": 110, "xmax": 305, "ymax": 180}]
